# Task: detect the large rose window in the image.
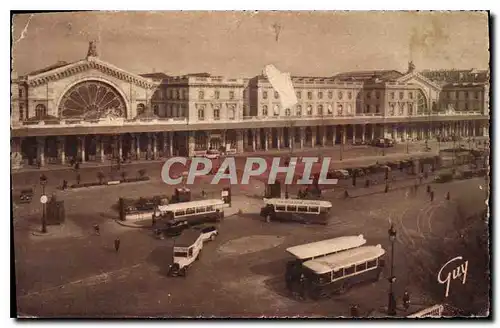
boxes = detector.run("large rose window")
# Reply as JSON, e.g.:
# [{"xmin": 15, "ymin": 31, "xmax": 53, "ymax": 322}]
[{"xmin": 59, "ymin": 81, "xmax": 126, "ymax": 119}]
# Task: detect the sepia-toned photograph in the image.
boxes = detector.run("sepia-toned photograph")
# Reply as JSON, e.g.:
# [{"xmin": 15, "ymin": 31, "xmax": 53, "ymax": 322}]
[{"xmin": 11, "ymin": 11, "xmax": 490, "ymax": 318}]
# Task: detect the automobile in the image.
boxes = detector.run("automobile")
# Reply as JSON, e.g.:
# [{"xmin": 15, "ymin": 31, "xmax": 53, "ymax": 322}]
[
  {"xmin": 159, "ymin": 220, "xmax": 189, "ymax": 237},
  {"xmin": 352, "ymin": 139, "xmax": 366, "ymax": 146},
  {"xmin": 205, "ymin": 149, "xmax": 220, "ymax": 160},
  {"xmin": 347, "ymin": 168, "xmax": 365, "ymax": 177},
  {"xmin": 372, "ymin": 138, "xmax": 393, "ymax": 148},
  {"xmin": 168, "ymin": 229, "xmax": 204, "ymax": 277},
  {"xmin": 384, "ymin": 138, "xmax": 396, "ymax": 147},
  {"xmin": 327, "ymin": 169, "xmax": 350, "ymax": 179},
  {"xmin": 18, "ymin": 189, "xmax": 33, "ymax": 204},
  {"xmin": 434, "ymin": 171, "xmax": 454, "ymax": 183},
  {"xmin": 194, "ymin": 225, "xmax": 218, "ymax": 242}
]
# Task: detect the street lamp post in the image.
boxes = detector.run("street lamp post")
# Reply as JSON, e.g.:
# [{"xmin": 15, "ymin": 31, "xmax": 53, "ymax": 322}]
[
  {"xmin": 340, "ymin": 130, "xmax": 344, "ymax": 161},
  {"xmin": 387, "ymin": 224, "xmax": 397, "ymax": 316},
  {"xmin": 39, "ymin": 174, "xmax": 48, "ymax": 233}
]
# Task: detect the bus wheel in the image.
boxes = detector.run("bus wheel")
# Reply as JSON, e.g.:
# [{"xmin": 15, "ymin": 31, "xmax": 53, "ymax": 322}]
[
  {"xmin": 180, "ymin": 267, "xmax": 187, "ymax": 277},
  {"xmin": 210, "ymin": 234, "xmax": 216, "ymax": 241},
  {"xmin": 266, "ymin": 214, "xmax": 272, "ymax": 223}
]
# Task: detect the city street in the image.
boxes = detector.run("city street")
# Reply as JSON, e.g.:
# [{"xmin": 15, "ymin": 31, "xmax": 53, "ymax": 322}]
[{"xmin": 14, "ymin": 168, "xmax": 489, "ymax": 316}]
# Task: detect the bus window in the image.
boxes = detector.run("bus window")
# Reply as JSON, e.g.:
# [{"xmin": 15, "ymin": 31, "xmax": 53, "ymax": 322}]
[
  {"xmin": 355, "ymin": 262, "xmax": 367, "ymax": 272},
  {"xmin": 186, "ymin": 208, "xmax": 195, "ymax": 215},
  {"xmin": 344, "ymin": 265, "xmax": 355, "ymax": 275},
  {"xmin": 367, "ymin": 259, "xmax": 377, "ymax": 269},
  {"xmin": 320, "ymin": 207, "xmax": 331, "ymax": 213},
  {"xmin": 206, "ymin": 206, "xmax": 214, "ymax": 212},
  {"xmin": 332, "ymin": 270, "xmax": 343, "ymax": 280},
  {"xmin": 175, "ymin": 210, "xmax": 185, "ymax": 217},
  {"xmin": 297, "ymin": 206, "xmax": 308, "ymax": 213},
  {"xmin": 287, "ymin": 205, "xmax": 297, "ymax": 212},
  {"xmin": 174, "ymin": 251, "xmax": 188, "ymax": 258},
  {"xmin": 196, "ymin": 207, "xmax": 206, "ymax": 213},
  {"xmin": 276, "ymin": 205, "xmax": 286, "ymax": 211},
  {"xmin": 188, "ymin": 248, "xmax": 193, "ymax": 257},
  {"xmin": 308, "ymin": 206, "xmax": 319, "ymax": 213}
]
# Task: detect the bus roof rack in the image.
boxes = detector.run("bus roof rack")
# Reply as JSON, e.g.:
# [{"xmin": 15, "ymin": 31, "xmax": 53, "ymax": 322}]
[{"xmin": 286, "ymin": 235, "xmax": 366, "ymax": 260}]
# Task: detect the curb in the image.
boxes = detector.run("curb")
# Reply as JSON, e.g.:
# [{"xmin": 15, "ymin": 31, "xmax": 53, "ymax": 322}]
[
  {"xmin": 31, "ymin": 231, "xmax": 53, "ymax": 237},
  {"xmin": 114, "ymin": 219, "xmax": 151, "ymax": 229}
]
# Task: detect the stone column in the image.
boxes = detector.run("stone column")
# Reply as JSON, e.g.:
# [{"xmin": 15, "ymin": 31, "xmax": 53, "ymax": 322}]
[
  {"xmin": 188, "ymin": 131, "xmax": 195, "ymax": 157},
  {"xmin": 289, "ymin": 128, "xmax": 293, "ymax": 149},
  {"xmin": 206, "ymin": 131, "xmax": 211, "ymax": 150},
  {"xmin": 362, "ymin": 125, "xmax": 366, "ymax": 143},
  {"xmin": 371, "ymin": 125, "xmax": 375, "ymax": 140},
  {"xmin": 352, "ymin": 125, "xmax": 357, "ymax": 143},
  {"xmin": 252, "ymin": 130, "xmax": 256, "ymax": 151},
  {"xmin": 11, "ymin": 137, "xmax": 23, "ymax": 169},
  {"xmin": 118, "ymin": 135, "xmax": 123, "ymax": 160},
  {"xmin": 236, "ymin": 130, "xmax": 244, "ymax": 153},
  {"xmin": 136, "ymin": 134, "xmax": 141, "ymax": 160},
  {"xmin": 342, "ymin": 126, "xmax": 347, "ymax": 145},
  {"xmin": 153, "ymin": 133, "xmax": 158, "ymax": 159},
  {"xmin": 169, "ymin": 132, "xmax": 174, "ymax": 157},
  {"xmin": 57, "ymin": 136, "xmax": 66, "ymax": 165},
  {"xmin": 392, "ymin": 125, "xmax": 396, "ymax": 140},
  {"xmin": 277, "ymin": 129, "xmax": 281, "ymax": 150},
  {"xmin": 472, "ymin": 121, "xmax": 476, "ymax": 137},
  {"xmin": 382, "ymin": 124, "xmax": 388, "ymax": 139},
  {"xmin": 222, "ymin": 130, "xmax": 227, "ymax": 149},
  {"xmin": 256, "ymin": 130, "xmax": 261, "ymax": 150},
  {"xmin": 264, "ymin": 129, "xmax": 269, "ymax": 151},
  {"xmin": 321, "ymin": 127, "xmax": 326, "ymax": 146},
  {"xmin": 312, "ymin": 127, "xmax": 317, "ymax": 147},
  {"xmin": 482, "ymin": 123, "xmax": 488, "ymax": 137},
  {"xmin": 37, "ymin": 137, "xmax": 45, "ymax": 167},
  {"xmin": 147, "ymin": 133, "xmax": 153, "ymax": 159},
  {"xmin": 300, "ymin": 127, "xmax": 304, "ymax": 149},
  {"xmin": 99, "ymin": 136, "xmax": 105, "ymax": 162},
  {"xmin": 331, "ymin": 126, "xmax": 336, "ymax": 145},
  {"xmin": 80, "ymin": 136, "xmax": 86, "ymax": 163}
]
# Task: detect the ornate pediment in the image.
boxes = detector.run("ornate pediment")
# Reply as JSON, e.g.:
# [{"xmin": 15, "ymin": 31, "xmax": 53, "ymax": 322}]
[
  {"xmin": 396, "ymin": 72, "xmax": 442, "ymax": 91},
  {"xmin": 25, "ymin": 57, "xmax": 157, "ymax": 90}
]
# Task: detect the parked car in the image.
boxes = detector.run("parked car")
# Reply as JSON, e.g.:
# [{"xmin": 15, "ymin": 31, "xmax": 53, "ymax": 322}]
[
  {"xmin": 352, "ymin": 139, "xmax": 366, "ymax": 146},
  {"xmin": 18, "ymin": 189, "xmax": 34, "ymax": 204},
  {"xmin": 327, "ymin": 169, "xmax": 350, "ymax": 179},
  {"xmin": 205, "ymin": 149, "xmax": 220, "ymax": 160},
  {"xmin": 194, "ymin": 225, "xmax": 218, "ymax": 242}
]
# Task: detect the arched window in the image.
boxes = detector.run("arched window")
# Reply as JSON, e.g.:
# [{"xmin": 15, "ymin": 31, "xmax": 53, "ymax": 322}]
[
  {"xmin": 390, "ymin": 104, "xmax": 395, "ymax": 116},
  {"xmin": 19, "ymin": 104, "xmax": 24, "ymax": 121},
  {"xmin": 285, "ymin": 108, "xmax": 291, "ymax": 116},
  {"xmin": 262, "ymin": 105, "xmax": 268, "ymax": 116},
  {"xmin": 318, "ymin": 105, "xmax": 323, "ymax": 115},
  {"xmin": 348, "ymin": 91, "xmax": 352, "ymax": 100},
  {"xmin": 327, "ymin": 104, "xmax": 333, "ymax": 114},
  {"xmin": 307, "ymin": 105, "xmax": 312, "ymax": 115},
  {"xmin": 35, "ymin": 104, "xmax": 47, "ymax": 118},
  {"xmin": 228, "ymin": 107, "xmax": 236, "ymax": 120},
  {"xmin": 213, "ymin": 107, "xmax": 220, "ymax": 120},
  {"xmin": 338, "ymin": 91, "xmax": 343, "ymax": 100},
  {"xmin": 198, "ymin": 106, "xmax": 205, "ymax": 120},
  {"xmin": 137, "ymin": 103, "xmax": 146, "ymax": 115},
  {"xmin": 273, "ymin": 104, "xmax": 280, "ymax": 116},
  {"xmin": 296, "ymin": 105, "xmax": 302, "ymax": 116},
  {"xmin": 153, "ymin": 104, "xmax": 159, "ymax": 116},
  {"xmin": 274, "ymin": 91, "xmax": 279, "ymax": 99},
  {"xmin": 337, "ymin": 104, "xmax": 343, "ymax": 115},
  {"xmin": 416, "ymin": 90, "xmax": 427, "ymax": 114},
  {"xmin": 347, "ymin": 104, "xmax": 352, "ymax": 115},
  {"xmin": 198, "ymin": 90, "xmax": 204, "ymax": 100}
]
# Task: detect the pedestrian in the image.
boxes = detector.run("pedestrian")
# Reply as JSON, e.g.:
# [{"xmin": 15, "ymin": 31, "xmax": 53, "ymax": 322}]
[
  {"xmin": 446, "ymin": 191, "xmax": 450, "ymax": 200},
  {"xmin": 114, "ymin": 238, "xmax": 121, "ymax": 253},
  {"xmin": 427, "ymin": 185, "xmax": 431, "ymax": 194},
  {"xmin": 414, "ymin": 183, "xmax": 419, "ymax": 194},
  {"xmin": 299, "ymin": 274, "xmax": 306, "ymax": 300},
  {"xmin": 365, "ymin": 179, "xmax": 370, "ymax": 188},
  {"xmin": 430, "ymin": 191, "xmax": 434, "ymax": 202},
  {"xmin": 418, "ymin": 173, "xmax": 423, "ymax": 184},
  {"xmin": 93, "ymin": 224, "xmax": 100, "ymax": 236},
  {"xmin": 62, "ymin": 179, "xmax": 68, "ymax": 190},
  {"xmin": 152, "ymin": 213, "xmax": 156, "ymax": 227},
  {"xmin": 403, "ymin": 291, "xmax": 411, "ymax": 311},
  {"xmin": 385, "ymin": 183, "xmax": 389, "ymax": 193},
  {"xmin": 344, "ymin": 190, "xmax": 349, "ymax": 199}
]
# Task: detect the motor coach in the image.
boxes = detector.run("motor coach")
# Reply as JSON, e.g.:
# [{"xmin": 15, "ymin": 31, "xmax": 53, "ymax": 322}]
[
  {"xmin": 284, "ymin": 235, "xmax": 367, "ymax": 291},
  {"xmin": 260, "ymin": 198, "xmax": 332, "ymax": 225},
  {"xmin": 302, "ymin": 245, "xmax": 386, "ymax": 299},
  {"xmin": 168, "ymin": 229, "xmax": 205, "ymax": 277},
  {"xmin": 157, "ymin": 199, "xmax": 228, "ymax": 226}
]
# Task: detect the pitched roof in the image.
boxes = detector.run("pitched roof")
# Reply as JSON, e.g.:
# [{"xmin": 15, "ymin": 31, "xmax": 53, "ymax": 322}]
[
  {"xmin": 25, "ymin": 61, "xmax": 73, "ymax": 77},
  {"xmin": 333, "ymin": 70, "xmax": 404, "ymax": 82},
  {"xmin": 139, "ymin": 72, "xmax": 171, "ymax": 80}
]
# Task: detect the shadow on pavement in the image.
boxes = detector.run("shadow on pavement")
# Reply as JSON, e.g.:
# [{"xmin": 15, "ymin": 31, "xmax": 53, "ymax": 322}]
[{"xmin": 147, "ymin": 245, "xmax": 173, "ymax": 277}]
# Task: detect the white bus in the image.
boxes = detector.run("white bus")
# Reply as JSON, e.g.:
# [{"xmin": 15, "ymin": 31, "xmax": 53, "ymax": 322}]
[
  {"xmin": 302, "ymin": 245, "xmax": 386, "ymax": 299},
  {"xmin": 285, "ymin": 235, "xmax": 367, "ymax": 291},
  {"xmin": 157, "ymin": 199, "xmax": 228, "ymax": 228},
  {"xmin": 260, "ymin": 198, "xmax": 333, "ymax": 225}
]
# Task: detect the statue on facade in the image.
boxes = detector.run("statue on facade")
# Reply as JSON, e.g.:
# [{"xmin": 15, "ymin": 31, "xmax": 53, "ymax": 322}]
[
  {"xmin": 11, "ymin": 151, "xmax": 23, "ymax": 169},
  {"xmin": 407, "ymin": 61, "xmax": 416, "ymax": 73},
  {"xmin": 87, "ymin": 40, "xmax": 98, "ymax": 58}
]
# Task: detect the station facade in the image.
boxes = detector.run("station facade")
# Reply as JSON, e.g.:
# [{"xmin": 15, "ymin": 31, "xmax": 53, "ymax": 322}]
[{"xmin": 11, "ymin": 42, "xmax": 490, "ymax": 168}]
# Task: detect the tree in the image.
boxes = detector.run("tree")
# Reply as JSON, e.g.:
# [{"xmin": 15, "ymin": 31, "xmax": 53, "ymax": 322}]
[{"xmin": 97, "ymin": 171, "xmax": 105, "ymax": 185}]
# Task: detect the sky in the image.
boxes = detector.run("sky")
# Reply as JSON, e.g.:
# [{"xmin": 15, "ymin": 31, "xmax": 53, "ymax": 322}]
[{"xmin": 11, "ymin": 11, "xmax": 490, "ymax": 78}]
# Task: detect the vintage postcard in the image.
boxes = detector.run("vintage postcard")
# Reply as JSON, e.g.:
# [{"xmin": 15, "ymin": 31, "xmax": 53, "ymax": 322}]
[{"xmin": 11, "ymin": 11, "xmax": 490, "ymax": 318}]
